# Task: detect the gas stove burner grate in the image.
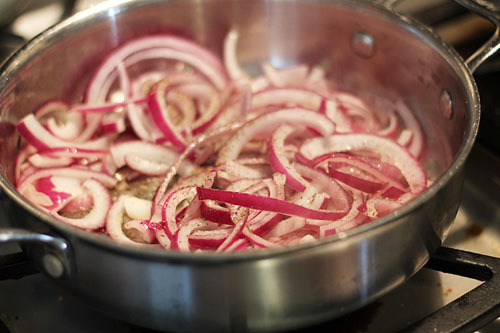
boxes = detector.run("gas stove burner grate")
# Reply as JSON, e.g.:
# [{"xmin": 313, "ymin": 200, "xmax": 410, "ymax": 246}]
[
  {"xmin": 290, "ymin": 247, "xmax": 500, "ymax": 333},
  {"xmin": 1, "ymin": 247, "xmax": 500, "ymax": 333},
  {"xmin": 408, "ymin": 247, "xmax": 500, "ymax": 332}
]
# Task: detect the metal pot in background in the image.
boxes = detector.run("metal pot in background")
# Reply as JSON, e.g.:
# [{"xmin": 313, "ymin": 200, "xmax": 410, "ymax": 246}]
[{"xmin": 0, "ymin": 0, "xmax": 498, "ymax": 332}]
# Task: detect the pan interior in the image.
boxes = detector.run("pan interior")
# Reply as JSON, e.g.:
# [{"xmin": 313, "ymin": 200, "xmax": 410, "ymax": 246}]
[{"xmin": 0, "ymin": 0, "xmax": 476, "ymax": 249}]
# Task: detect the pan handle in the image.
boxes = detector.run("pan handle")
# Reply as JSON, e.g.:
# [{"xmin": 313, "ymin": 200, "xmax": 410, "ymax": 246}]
[
  {"xmin": 454, "ymin": 0, "xmax": 500, "ymax": 72},
  {"xmin": 0, "ymin": 187, "xmax": 73, "ymax": 279},
  {"xmin": 378, "ymin": 0, "xmax": 500, "ymax": 73},
  {"xmin": 0, "ymin": 228, "xmax": 73, "ymax": 279}
]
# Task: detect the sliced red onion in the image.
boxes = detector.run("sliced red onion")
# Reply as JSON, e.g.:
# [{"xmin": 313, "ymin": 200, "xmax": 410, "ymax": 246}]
[
  {"xmin": 275, "ymin": 65, "xmax": 310, "ymax": 87},
  {"xmin": 329, "ymin": 168, "xmax": 385, "ymax": 194},
  {"xmin": 266, "ymin": 216, "xmax": 306, "ymax": 238},
  {"xmin": 333, "ymin": 92, "xmax": 369, "ymax": 110},
  {"xmin": 117, "ymin": 61, "xmax": 132, "ymax": 99},
  {"xmin": 46, "ymin": 111, "xmax": 85, "ymax": 141},
  {"xmin": 236, "ymin": 156, "xmax": 268, "ymax": 165},
  {"xmin": 73, "ymin": 114, "xmax": 105, "ymax": 143},
  {"xmin": 245, "ymin": 175, "xmax": 285, "ymax": 235},
  {"xmin": 236, "ymin": 84, "xmax": 252, "ymax": 121},
  {"xmin": 249, "ymin": 213, "xmax": 283, "ymax": 236},
  {"xmin": 223, "ymin": 30, "xmax": 249, "ymax": 82},
  {"xmin": 339, "ymin": 100, "xmax": 379, "ymax": 133},
  {"xmin": 127, "ymin": 47, "xmax": 227, "ymax": 90},
  {"xmin": 72, "ymin": 97, "xmax": 147, "ymax": 114},
  {"xmin": 148, "ymin": 79, "xmax": 187, "ymax": 151},
  {"xmin": 327, "ymin": 159, "xmax": 406, "ymax": 198},
  {"xmin": 293, "ymin": 163, "xmax": 350, "ymax": 211},
  {"xmin": 313, "ymin": 153, "xmax": 407, "ymax": 193},
  {"xmin": 101, "ymin": 111, "xmax": 127, "ymax": 135},
  {"xmin": 17, "ymin": 114, "xmax": 110, "ymax": 151},
  {"xmin": 333, "ymin": 213, "xmax": 369, "ymax": 234},
  {"xmin": 166, "ymin": 91, "xmax": 196, "ymax": 128},
  {"xmin": 86, "ymin": 35, "xmax": 228, "ymax": 100},
  {"xmin": 152, "ymin": 121, "xmax": 246, "ymax": 209},
  {"xmin": 178, "ymin": 85, "xmax": 222, "ymax": 134},
  {"xmin": 131, "ymin": 71, "xmax": 169, "ymax": 97},
  {"xmin": 179, "ymin": 195, "xmax": 203, "ymax": 225},
  {"xmin": 397, "ymin": 128, "xmax": 413, "ymax": 147},
  {"xmin": 155, "ymin": 229, "xmax": 172, "ymax": 249},
  {"xmin": 31, "ymin": 147, "xmax": 107, "ymax": 162},
  {"xmin": 305, "ymin": 66, "xmax": 328, "ymax": 92},
  {"xmin": 153, "ymin": 168, "xmax": 217, "ymax": 220},
  {"xmin": 365, "ymin": 197, "xmax": 404, "ymax": 219},
  {"xmin": 216, "ymin": 206, "xmax": 249, "ymax": 252},
  {"xmin": 299, "ymin": 134, "xmax": 427, "ymax": 193},
  {"xmin": 127, "ymin": 104, "xmax": 163, "ymax": 141},
  {"xmin": 110, "ymin": 140, "xmax": 171, "ymax": 168},
  {"xmin": 34, "ymin": 100, "xmax": 85, "ymax": 141},
  {"xmin": 18, "ymin": 164, "xmax": 39, "ymax": 186},
  {"xmin": 30, "ymin": 176, "xmax": 83, "ymax": 210},
  {"xmin": 313, "ymin": 192, "xmax": 365, "ymax": 237},
  {"xmin": 162, "ymin": 187, "xmax": 198, "ymax": 238},
  {"xmin": 217, "ymin": 108, "xmax": 335, "ymax": 166},
  {"xmin": 101, "ymin": 153, "xmax": 117, "ymax": 175},
  {"xmin": 124, "ymin": 196, "xmax": 152, "ymax": 220},
  {"xmin": 299, "ymin": 234, "xmax": 317, "ymax": 244},
  {"xmin": 377, "ymin": 112, "xmax": 399, "ymax": 137},
  {"xmin": 107, "ymin": 195, "xmax": 155, "ymax": 246},
  {"xmin": 21, "ymin": 183, "xmax": 53, "ymax": 209},
  {"xmin": 28, "ymin": 154, "xmax": 73, "ymax": 168},
  {"xmin": 393, "ymin": 100, "xmax": 423, "ymax": 158},
  {"xmin": 248, "ymin": 88, "xmax": 352, "ymax": 132},
  {"xmin": 17, "ymin": 167, "xmax": 117, "ymax": 195},
  {"xmin": 268, "ymin": 125, "xmax": 308, "ymax": 191},
  {"xmin": 35, "ymin": 100, "xmax": 69, "ymax": 119},
  {"xmin": 266, "ymin": 185, "xmax": 325, "ymax": 237},
  {"xmin": 223, "ymin": 238, "xmax": 248, "ymax": 252},
  {"xmin": 110, "ymin": 140, "xmax": 194, "ymax": 176},
  {"xmin": 200, "ymin": 200, "xmax": 232, "ymax": 225},
  {"xmin": 125, "ymin": 153, "xmax": 194, "ymax": 177},
  {"xmin": 201, "ymin": 177, "xmax": 265, "ymax": 224},
  {"xmin": 15, "ymin": 146, "xmax": 34, "ymax": 185},
  {"xmin": 59, "ymin": 193, "xmax": 93, "ymax": 213},
  {"xmin": 189, "ymin": 228, "xmax": 231, "ymax": 249},
  {"xmin": 197, "ymin": 187, "xmax": 347, "ymax": 220},
  {"xmin": 262, "ymin": 63, "xmax": 309, "ymax": 88},
  {"xmin": 250, "ymin": 75, "xmax": 269, "ymax": 92},
  {"xmin": 124, "ymin": 219, "xmax": 156, "ymax": 243},
  {"xmin": 51, "ymin": 179, "xmax": 110, "ymax": 230},
  {"xmin": 176, "ymin": 218, "xmax": 210, "ymax": 252},
  {"xmin": 218, "ymin": 161, "xmax": 273, "ymax": 182},
  {"xmin": 261, "ymin": 62, "xmax": 282, "ymax": 87}
]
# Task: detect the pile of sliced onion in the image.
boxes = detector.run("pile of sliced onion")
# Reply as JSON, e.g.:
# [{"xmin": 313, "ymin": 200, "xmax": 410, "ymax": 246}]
[{"xmin": 15, "ymin": 30, "xmax": 428, "ymax": 252}]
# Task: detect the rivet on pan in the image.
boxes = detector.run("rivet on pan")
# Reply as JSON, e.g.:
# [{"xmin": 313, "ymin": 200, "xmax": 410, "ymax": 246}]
[
  {"xmin": 351, "ymin": 32, "xmax": 376, "ymax": 58},
  {"xmin": 440, "ymin": 89, "xmax": 453, "ymax": 119},
  {"xmin": 42, "ymin": 253, "xmax": 65, "ymax": 278}
]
